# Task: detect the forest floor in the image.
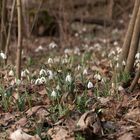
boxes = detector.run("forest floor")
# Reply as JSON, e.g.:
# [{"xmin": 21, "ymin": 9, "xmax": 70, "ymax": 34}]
[{"xmin": 0, "ymin": 19, "xmax": 140, "ymax": 140}]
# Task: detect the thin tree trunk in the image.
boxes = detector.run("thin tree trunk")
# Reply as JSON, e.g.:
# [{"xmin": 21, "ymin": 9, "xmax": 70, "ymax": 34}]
[
  {"xmin": 118, "ymin": 0, "xmax": 140, "ymax": 72},
  {"xmin": 5, "ymin": 0, "xmax": 16, "ymax": 64},
  {"xmin": 124, "ymin": 4, "xmax": 140, "ymax": 73},
  {"xmin": 0, "ymin": 0, "xmax": 7, "ymax": 51},
  {"xmin": 129, "ymin": 67, "xmax": 140, "ymax": 91},
  {"xmin": 16, "ymin": 0, "xmax": 22, "ymax": 79}
]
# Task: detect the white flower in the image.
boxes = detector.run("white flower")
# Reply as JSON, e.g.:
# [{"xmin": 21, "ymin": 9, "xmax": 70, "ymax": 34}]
[
  {"xmin": 94, "ymin": 73, "xmax": 101, "ymax": 81},
  {"xmin": 35, "ymin": 77, "xmax": 46, "ymax": 85},
  {"xmin": 56, "ymin": 85, "xmax": 61, "ymax": 90},
  {"xmin": 0, "ymin": 52, "xmax": 6, "ymax": 59},
  {"xmin": 21, "ymin": 71, "xmax": 26, "ymax": 77},
  {"xmin": 108, "ymin": 50, "xmax": 115, "ymax": 57},
  {"xmin": 82, "ymin": 27, "xmax": 86, "ymax": 32},
  {"xmin": 118, "ymin": 85, "xmax": 124, "ymax": 91},
  {"xmin": 113, "ymin": 41, "xmax": 118, "ymax": 46},
  {"xmin": 35, "ymin": 78, "xmax": 41, "ymax": 85},
  {"xmin": 39, "ymin": 69, "xmax": 47, "ymax": 76},
  {"xmin": 83, "ymin": 69, "xmax": 88, "ymax": 75},
  {"xmin": 64, "ymin": 48, "xmax": 72, "ymax": 54},
  {"xmin": 21, "ymin": 69, "xmax": 29, "ymax": 77},
  {"xmin": 49, "ymin": 42, "xmax": 58, "ymax": 49},
  {"xmin": 94, "ymin": 43, "xmax": 102, "ymax": 50},
  {"xmin": 75, "ymin": 33, "xmax": 79, "ymax": 37},
  {"xmin": 116, "ymin": 47, "xmax": 122, "ymax": 54},
  {"xmin": 65, "ymin": 74, "xmax": 72, "ymax": 83},
  {"xmin": 15, "ymin": 79, "xmax": 21, "ymax": 85},
  {"xmin": 9, "ymin": 70, "xmax": 14, "ymax": 76},
  {"xmin": 62, "ymin": 58, "xmax": 68, "ymax": 64},
  {"xmin": 48, "ymin": 58, "xmax": 53, "ymax": 64},
  {"xmin": 135, "ymin": 52, "xmax": 140, "ymax": 60},
  {"xmin": 116, "ymin": 63, "xmax": 119, "ymax": 68},
  {"xmin": 87, "ymin": 81, "xmax": 93, "ymax": 89},
  {"xmin": 40, "ymin": 77, "xmax": 46, "ymax": 83},
  {"xmin": 51, "ymin": 90, "xmax": 57, "ymax": 97},
  {"xmin": 77, "ymin": 65, "xmax": 81, "ymax": 70},
  {"xmin": 35, "ymin": 45, "xmax": 43, "ymax": 52},
  {"xmin": 122, "ymin": 60, "xmax": 126, "ymax": 66},
  {"xmin": 74, "ymin": 47, "xmax": 80, "ymax": 55},
  {"xmin": 47, "ymin": 70, "xmax": 54, "ymax": 79}
]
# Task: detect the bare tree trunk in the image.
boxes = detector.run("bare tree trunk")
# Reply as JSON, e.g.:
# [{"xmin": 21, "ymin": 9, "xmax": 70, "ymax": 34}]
[
  {"xmin": 16, "ymin": 0, "xmax": 22, "ymax": 79},
  {"xmin": 5, "ymin": 0, "xmax": 16, "ymax": 64},
  {"xmin": 124, "ymin": 4, "xmax": 140, "ymax": 73},
  {"xmin": 129, "ymin": 67, "xmax": 140, "ymax": 91},
  {"xmin": 118, "ymin": 0, "xmax": 140, "ymax": 72},
  {"xmin": 0, "ymin": 0, "xmax": 7, "ymax": 51}
]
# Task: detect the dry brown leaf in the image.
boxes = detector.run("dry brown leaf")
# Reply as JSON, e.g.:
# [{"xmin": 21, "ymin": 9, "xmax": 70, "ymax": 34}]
[
  {"xmin": 47, "ymin": 126, "xmax": 74, "ymax": 140},
  {"xmin": 125, "ymin": 108, "xmax": 140, "ymax": 122},
  {"xmin": 117, "ymin": 132, "xmax": 135, "ymax": 140},
  {"xmin": 15, "ymin": 117, "xmax": 28, "ymax": 127},
  {"xmin": 38, "ymin": 89, "xmax": 46, "ymax": 95},
  {"xmin": 10, "ymin": 129, "xmax": 41, "ymax": 140},
  {"xmin": 26, "ymin": 106, "xmax": 49, "ymax": 117},
  {"xmin": 76, "ymin": 109, "xmax": 103, "ymax": 134}
]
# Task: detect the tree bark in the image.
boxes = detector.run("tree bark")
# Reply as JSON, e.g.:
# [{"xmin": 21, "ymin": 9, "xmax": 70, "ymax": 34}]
[
  {"xmin": 5, "ymin": 0, "xmax": 16, "ymax": 64},
  {"xmin": 124, "ymin": 4, "xmax": 140, "ymax": 73},
  {"xmin": 0, "ymin": 0, "xmax": 7, "ymax": 51},
  {"xmin": 16, "ymin": 0, "xmax": 22, "ymax": 79},
  {"xmin": 118, "ymin": 0, "xmax": 140, "ymax": 72}
]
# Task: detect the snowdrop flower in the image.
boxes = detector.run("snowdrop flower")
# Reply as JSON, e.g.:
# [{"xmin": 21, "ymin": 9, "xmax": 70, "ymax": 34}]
[
  {"xmin": 35, "ymin": 78, "xmax": 41, "ymax": 85},
  {"xmin": 87, "ymin": 81, "xmax": 93, "ymax": 89},
  {"xmin": 35, "ymin": 45, "xmax": 43, "ymax": 52},
  {"xmin": 113, "ymin": 41, "xmax": 118, "ymax": 46},
  {"xmin": 118, "ymin": 85, "xmax": 124, "ymax": 91},
  {"xmin": 56, "ymin": 85, "xmax": 61, "ymax": 90},
  {"xmin": 51, "ymin": 90, "xmax": 57, "ymax": 97},
  {"xmin": 35, "ymin": 77, "xmax": 46, "ymax": 85},
  {"xmin": 101, "ymin": 78, "xmax": 106, "ymax": 83},
  {"xmin": 94, "ymin": 73, "xmax": 101, "ymax": 81},
  {"xmin": 135, "ymin": 52, "xmax": 140, "ymax": 60},
  {"xmin": 48, "ymin": 58, "xmax": 53, "ymax": 64},
  {"xmin": 21, "ymin": 71, "xmax": 26, "ymax": 77},
  {"xmin": 122, "ymin": 60, "xmax": 126, "ymax": 66},
  {"xmin": 9, "ymin": 70, "xmax": 14, "ymax": 76},
  {"xmin": 94, "ymin": 43, "xmax": 102, "ymax": 50},
  {"xmin": 65, "ymin": 74, "xmax": 72, "ymax": 83},
  {"xmin": 116, "ymin": 47, "xmax": 122, "ymax": 54},
  {"xmin": 116, "ymin": 63, "xmax": 119, "ymax": 68},
  {"xmin": 47, "ymin": 70, "xmax": 54, "ymax": 79},
  {"xmin": 39, "ymin": 69, "xmax": 47, "ymax": 76},
  {"xmin": 77, "ymin": 65, "xmax": 81, "ymax": 70},
  {"xmin": 83, "ymin": 69, "xmax": 88, "ymax": 75},
  {"xmin": 21, "ymin": 69, "xmax": 29, "ymax": 77},
  {"xmin": 62, "ymin": 58, "xmax": 68, "ymax": 64},
  {"xmin": 40, "ymin": 77, "xmax": 46, "ymax": 83},
  {"xmin": 0, "ymin": 52, "xmax": 6, "ymax": 59},
  {"xmin": 64, "ymin": 48, "xmax": 72, "ymax": 55},
  {"xmin": 74, "ymin": 47, "xmax": 80, "ymax": 55},
  {"xmin": 49, "ymin": 41, "xmax": 58, "ymax": 49},
  {"xmin": 15, "ymin": 79, "xmax": 21, "ymax": 85},
  {"xmin": 82, "ymin": 27, "xmax": 86, "ymax": 32},
  {"xmin": 75, "ymin": 33, "xmax": 79, "ymax": 37},
  {"xmin": 108, "ymin": 50, "xmax": 115, "ymax": 57}
]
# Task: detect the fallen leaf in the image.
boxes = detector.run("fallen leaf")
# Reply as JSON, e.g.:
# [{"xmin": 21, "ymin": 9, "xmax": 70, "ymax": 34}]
[
  {"xmin": 125, "ymin": 108, "xmax": 140, "ymax": 122},
  {"xmin": 47, "ymin": 126, "xmax": 74, "ymax": 140},
  {"xmin": 76, "ymin": 109, "xmax": 103, "ymax": 134},
  {"xmin": 10, "ymin": 129, "xmax": 41, "ymax": 140},
  {"xmin": 117, "ymin": 132, "xmax": 135, "ymax": 140}
]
